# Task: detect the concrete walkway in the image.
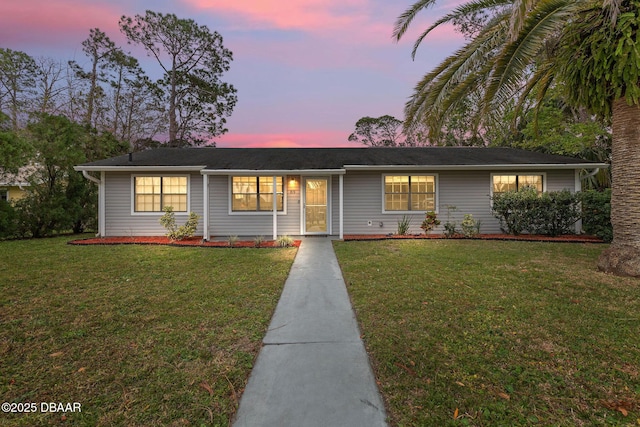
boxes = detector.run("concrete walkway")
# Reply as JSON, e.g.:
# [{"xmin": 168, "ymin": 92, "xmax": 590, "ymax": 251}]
[{"xmin": 233, "ymin": 237, "xmax": 388, "ymax": 427}]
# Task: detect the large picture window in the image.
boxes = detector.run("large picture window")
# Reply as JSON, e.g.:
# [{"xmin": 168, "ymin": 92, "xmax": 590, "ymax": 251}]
[
  {"xmin": 232, "ymin": 176, "xmax": 284, "ymax": 212},
  {"xmin": 384, "ymin": 175, "xmax": 436, "ymax": 211},
  {"xmin": 134, "ymin": 176, "xmax": 188, "ymax": 212},
  {"xmin": 492, "ymin": 174, "xmax": 543, "ymax": 195}
]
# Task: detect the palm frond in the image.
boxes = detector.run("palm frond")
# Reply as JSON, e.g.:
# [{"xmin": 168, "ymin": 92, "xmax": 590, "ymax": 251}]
[
  {"xmin": 393, "ymin": 0, "xmax": 439, "ymax": 42},
  {"xmin": 408, "ymin": 0, "xmax": 512, "ymax": 58},
  {"xmin": 483, "ymin": 0, "xmax": 578, "ymax": 116}
]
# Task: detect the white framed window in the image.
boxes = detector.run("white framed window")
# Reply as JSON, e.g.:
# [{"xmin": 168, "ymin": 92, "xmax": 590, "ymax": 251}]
[
  {"xmin": 230, "ymin": 176, "xmax": 285, "ymax": 214},
  {"xmin": 382, "ymin": 174, "xmax": 438, "ymax": 213},
  {"xmin": 491, "ymin": 173, "xmax": 546, "ymax": 196},
  {"xmin": 132, "ymin": 175, "xmax": 189, "ymax": 214}
]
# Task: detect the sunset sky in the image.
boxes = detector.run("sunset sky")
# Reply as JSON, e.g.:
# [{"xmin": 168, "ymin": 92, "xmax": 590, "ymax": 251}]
[{"xmin": 1, "ymin": 0, "xmax": 465, "ymax": 147}]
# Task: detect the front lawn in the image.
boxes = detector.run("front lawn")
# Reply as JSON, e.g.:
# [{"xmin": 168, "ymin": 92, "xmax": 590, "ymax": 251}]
[
  {"xmin": 334, "ymin": 240, "xmax": 640, "ymax": 426},
  {"xmin": 0, "ymin": 236, "xmax": 296, "ymax": 426}
]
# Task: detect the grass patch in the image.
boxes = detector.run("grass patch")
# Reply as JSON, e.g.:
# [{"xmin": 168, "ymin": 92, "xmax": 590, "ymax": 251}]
[
  {"xmin": 0, "ymin": 236, "xmax": 296, "ymax": 426},
  {"xmin": 334, "ymin": 240, "xmax": 640, "ymax": 426}
]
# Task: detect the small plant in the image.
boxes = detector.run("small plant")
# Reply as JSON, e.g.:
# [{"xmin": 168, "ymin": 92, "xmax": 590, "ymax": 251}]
[
  {"xmin": 276, "ymin": 235, "xmax": 294, "ymax": 247},
  {"xmin": 227, "ymin": 235, "xmax": 239, "ymax": 247},
  {"xmin": 420, "ymin": 211, "xmax": 440, "ymax": 234},
  {"xmin": 397, "ymin": 215, "xmax": 412, "ymax": 235},
  {"xmin": 443, "ymin": 222, "xmax": 457, "ymax": 238},
  {"xmin": 460, "ymin": 214, "xmax": 480, "ymax": 238},
  {"xmin": 159, "ymin": 206, "xmax": 200, "ymax": 241},
  {"xmin": 443, "ymin": 205, "xmax": 458, "ymax": 238},
  {"xmin": 254, "ymin": 235, "xmax": 265, "ymax": 247}
]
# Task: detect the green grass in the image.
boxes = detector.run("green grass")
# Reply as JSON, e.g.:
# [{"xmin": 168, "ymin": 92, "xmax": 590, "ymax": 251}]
[
  {"xmin": 0, "ymin": 236, "xmax": 296, "ymax": 426},
  {"xmin": 334, "ymin": 240, "xmax": 640, "ymax": 427}
]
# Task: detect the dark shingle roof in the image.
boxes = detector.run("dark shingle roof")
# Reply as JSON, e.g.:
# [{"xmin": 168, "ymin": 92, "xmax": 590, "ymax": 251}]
[{"xmin": 77, "ymin": 147, "xmax": 604, "ymax": 170}]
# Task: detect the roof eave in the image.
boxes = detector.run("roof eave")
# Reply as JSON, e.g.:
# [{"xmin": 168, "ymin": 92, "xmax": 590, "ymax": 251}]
[
  {"xmin": 201, "ymin": 169, "xmax": 347, "ymax": 175},
  {"xmin": 343, "ymin": 163, "xmax": 609, "ymax": 171},
  {"xmin": 74, "ymin": 165, "xmax": 207, "ymax": 172}
]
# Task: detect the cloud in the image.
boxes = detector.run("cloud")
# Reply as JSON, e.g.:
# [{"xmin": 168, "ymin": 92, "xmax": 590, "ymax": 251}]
[
  {"xmin": 217, "ymin": 131, "xmax": 362, "ymax": 148},
  {"xmin": 0, "ymin": 0, "xmax": 122, "ymax": 48},
  {"xmin": 182, "ymin": 0, "xmax": 370, "ymax": 33}
]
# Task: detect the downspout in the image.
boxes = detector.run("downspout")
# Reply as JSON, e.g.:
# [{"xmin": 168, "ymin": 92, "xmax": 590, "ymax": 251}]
[
  {"xmin": 575, "ymin": 168, "xmax": 600, "ymax": 234},
  {"xmin": 202, "ymin": 174, "xmax": 209, "ymax": 242},
  {"xmin": 582, "ymin": 168, "xmax": 600, "ymax": 181},
  {"xmin": 82, "ymin": 170, "xmax": 101, "ymax": 185},
  {"xmin": 81, "ymin": 170, "xmax": 105, "ymax": 237}
]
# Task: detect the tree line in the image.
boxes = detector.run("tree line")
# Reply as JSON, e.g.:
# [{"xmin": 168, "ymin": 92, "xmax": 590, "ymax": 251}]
[{"xmin": 0, "ymin": 10, "xmax": 236, "ymax": 238}]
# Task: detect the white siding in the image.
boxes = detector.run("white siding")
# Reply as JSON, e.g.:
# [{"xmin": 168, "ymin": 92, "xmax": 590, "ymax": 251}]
[
  {"xmin": 101, "ymin": 169, "xmax": 579, "ymax": 237},
  {"xmin": 342, "ymin": 169, "xmax": 579, "ymax": 235},
  {"xmin": 104, "ymin": 171, "xmax": 204, "ymax": 236},
  {"xmin": 208, "ymin": 175, "xmax": 301, "ymax": 237}
]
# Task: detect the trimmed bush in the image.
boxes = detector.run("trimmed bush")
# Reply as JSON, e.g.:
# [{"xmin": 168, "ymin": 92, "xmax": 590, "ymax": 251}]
[
  {"xmin": 492, "ymin": 188, "xmax": 581, "ymax": 236},
  {"xmin": 580, "ymin": 189, "xmax": 612, "ymax": 242}
]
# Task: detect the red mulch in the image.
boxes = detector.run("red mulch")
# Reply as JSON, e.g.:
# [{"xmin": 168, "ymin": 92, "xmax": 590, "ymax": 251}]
[
  {"xmin": 68, "ymin": 236, "xmax": 301, "ymax": 248},
  {"xmin": 343, "ymin": 234, "xmax": 605, "ymax": 243}
]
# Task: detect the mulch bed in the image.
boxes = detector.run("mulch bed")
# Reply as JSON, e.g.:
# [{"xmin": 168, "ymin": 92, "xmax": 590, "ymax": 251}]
[
  {"xmin": 343, "ymin": 234, "xmax": 605, "ymax": 243},
  {"xmin": 68, "ymin": 236, "xmax": 301, "ymax": 248},
  {"xmin": 69, "ymin": 234, "xmax": 604, "ymax": 247}
]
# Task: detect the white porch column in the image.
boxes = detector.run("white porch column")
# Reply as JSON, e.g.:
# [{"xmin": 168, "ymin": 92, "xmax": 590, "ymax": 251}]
[
  {"xmin": 99, "ymin": 171, "xmax": 105, "ymax": 237},
  {"xmin": 202, "ymin": 174, "xmax": 209, "ymax": 241},
  {"xmin": 339, "ymin": 174, "xmax": 344, "ymax": 240},
  {"xmin": 272, "ymin": 175, "xmax": 278, "ymax": 240},
  {"xmin": 574, "ymin": 169, "xmax": 582, "ymax": 234}
]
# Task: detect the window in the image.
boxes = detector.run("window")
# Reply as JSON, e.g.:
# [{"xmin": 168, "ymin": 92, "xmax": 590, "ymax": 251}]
[
  {"xmin": 384, "ymin": 175, "xmax": 436, "ymax": 211},
  {"xmin": 492, "ymin": 174, "xmax": 543, "ymax": 195},
  {"xmin": 232, "ymin": 176, "xmax": 284, "ymax": 212},
  {"xmin": 134, "ymin": 176, "xmax": 188, "ymax": 212},
  {"xmin": 0, "ymin": 189, "xmax": 8, "ymax": 202}
]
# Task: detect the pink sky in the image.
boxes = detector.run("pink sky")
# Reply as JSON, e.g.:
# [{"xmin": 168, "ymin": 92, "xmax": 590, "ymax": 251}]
[{"xmin": 0, "ymin": 0, "xmax": 464, "ymax": 147}]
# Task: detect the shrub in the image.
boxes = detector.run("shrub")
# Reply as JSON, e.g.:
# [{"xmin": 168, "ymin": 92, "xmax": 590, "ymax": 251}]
[
  {"xmin": 491, "ymin": 187, "xmax": 538, "ymax": 235},
  {"xmin": 227, "ymin": 235, "xmax": 239, "ymax": 247},
  {"xmin": 254, "ymin": 235, "xmax": 265, "ymax": 247},
  {"xmin": 396, "ymin": 215, "xmax": 412, "ymax": 235},
  {"xmin": 492, "ymin": 188, "xmax": 581, "ymax": 236},
  {"xmin": 276, "ymin": 235, "xmax": 294, "ymax": 247},
  {"xmin": 159, "ymin": 206, "xmax": 200, "ymax": 241},
  {"xmin": 420, "ymin": 211, "xmax": 440, "ymax": 234},
  {"xmin": 529, "ymin": 190, "xmax": 581, "ymax": 236},
  {"xmin": 0, "ymin": 200, "xmax": 18, "ymax": 239},
  {"xmin": 580, "ymin": 189, "xmax": 612, "ymax": 242},
  {"xmin": 460, "ymin": 214, "xmax": 481, "ymax": 238}
]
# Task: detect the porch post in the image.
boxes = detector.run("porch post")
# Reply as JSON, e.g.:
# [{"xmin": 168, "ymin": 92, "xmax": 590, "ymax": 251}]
[
  {"xmin": 574, "ymin": 169, "xmax": 582, "ymax": 234},
  {"xmin": 272, "ymin": 175, "xmax": 278, "ymax": 240},
  {"xmin": 99, "ymin": 171, "xmax": 105, "ymax": 237},
  {"xmin": 202, "ymin": 173, "xmax": 209, "ymax": 241},
  {"xmin": 339, "ymin": 174, "xmax": 344, "ymax": 240}
]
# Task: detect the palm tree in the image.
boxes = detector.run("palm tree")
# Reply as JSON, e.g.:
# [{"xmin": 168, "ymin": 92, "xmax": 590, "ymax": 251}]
[{"xmin": 395, "ymin": 0, "xmax": 640, "ymax": 276}]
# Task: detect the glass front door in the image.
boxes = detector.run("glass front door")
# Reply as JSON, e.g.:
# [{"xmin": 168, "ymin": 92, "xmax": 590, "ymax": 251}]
[{"xmin": 304, "ymin": 177, "xmax": 328, "ymax": 234}]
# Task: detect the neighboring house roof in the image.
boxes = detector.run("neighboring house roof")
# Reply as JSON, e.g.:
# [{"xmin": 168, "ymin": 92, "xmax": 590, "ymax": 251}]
[
  {"xmin": 75, "ymin": 147, "xmax": 608, "ymax": 172},
  {"xmin": 0, "ymin": 165, "xmax": 35, "ymax": 186}
]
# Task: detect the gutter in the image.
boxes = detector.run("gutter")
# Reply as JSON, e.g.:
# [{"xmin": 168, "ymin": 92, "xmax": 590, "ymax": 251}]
[
  {"xmin": 201, "ymin": 169, "xmax": 347, "ymax": 176},
  {"xmin": 343, "ymin": 163, "xmax": 609, "ymax": 171}
]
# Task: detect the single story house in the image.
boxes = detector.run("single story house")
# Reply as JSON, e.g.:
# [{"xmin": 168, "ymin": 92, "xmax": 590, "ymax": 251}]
[{"xmin": 74, "ymin": 147, "xmax": 608, "ymax": 239}]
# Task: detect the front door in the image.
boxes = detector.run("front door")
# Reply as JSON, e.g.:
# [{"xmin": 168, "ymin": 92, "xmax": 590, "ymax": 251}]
[{"xmin": 304, "ymin": 177, "xmax": 328, "ymax": 234}]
